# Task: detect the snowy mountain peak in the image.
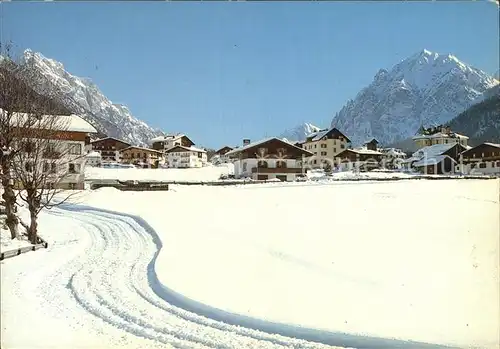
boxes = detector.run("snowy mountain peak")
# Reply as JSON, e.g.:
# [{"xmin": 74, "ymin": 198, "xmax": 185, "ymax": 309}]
[
  {"xmin": 278, "ymin": 123, "xmax": 321, "ymax": 142},
  {"xmin": 14, "ymin": 49, "xmax": 164, "ymax": 146},
  {"xmin": 331, "ymin": 50, "xmax": 499, "ymax": 146}
]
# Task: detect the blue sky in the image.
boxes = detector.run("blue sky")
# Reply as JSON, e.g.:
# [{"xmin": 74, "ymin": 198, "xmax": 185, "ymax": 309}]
[{"xmin": 2, "ymin": 1, "xmax": 498, "ymax": 148}]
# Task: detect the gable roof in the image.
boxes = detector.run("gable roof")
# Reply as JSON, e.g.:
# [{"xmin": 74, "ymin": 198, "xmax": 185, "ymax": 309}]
[
  {"xmin": 215, "ymin": 146, "xmax": 234, "ymax": 154},
  {"xmin": 6, "ymin": 110, "xmax": 97, "ymax": 134},
  {"xmin": 225, "ymin": 137, "xmax": 313, "ymax": 157},
  {"xmin": 412, "ymin": 143, "xmax": 457, "ymax": 159},
  {"xmin": 365, "ymin": 138, "xmax": 379, "ymax": 144},
  {"xmin": 166, "ymin": 145, "xmax": 206, "ymax": 153},
  {"xmin": 90, "ymin": 136, "xmax": 130, "ymax": 146},
  {"xmin": 120, "ymin": 146, "xmax": 163, "ymax": 154},
  {"xmin": 413, "ymin": 155, "xmax": 456, "ymax": 167},
  {"xmin": 460, "ymin": 142, "xmax": 500, "ymax": 157},
  {"xmin": 339, "ymin": 148, "xmax": 384, "ymax": 156},
  {"xmin": 305, "ymin": 127, "xmax": 351, "ymax": 143},
  {"xmin": 150, "ymin": 134, "xmax": 195, "ymax": 146}
]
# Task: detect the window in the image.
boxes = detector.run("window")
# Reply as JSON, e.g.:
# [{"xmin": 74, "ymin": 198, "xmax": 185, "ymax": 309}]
[
  {"xmin": 314, "ymin": 144, "xmax": 317, "ymax": 148},
  {"xmin": 479, "ymin": 163, "xmax": 487, "ymax": 169},
  {"xmin": 321, "ymin": 144, "xmax": 327, "ymax": 148},
  {"xmin": 334, "ymin": 148, "xmax": 337, "ymax": 153},
  {"xmin": 69, "ymin": 143, "xmax": 82, "ymax": 155},
  {"xmin": 340, "ymin": 144, "xmax": 345, "ymax": 149},
  {"xmin": 314, "ymin": 152, "xmax": 317, "ymax": 155},
  {"xmin": 321, "ymin": 151, "xmax": 327, "ymax": 156},
  {"xmin": 313, "ymin": 159, "xmax": 317, "ymax": 164},
  {"xmin": 276, "ymin": 160, "xmax": 287, "ymax": 168},
  {"xmin": 243, "ymin": 162, "xmax": 247, "ymax": 171},
  {"xmin": 69, "ymin": 163, "xmax": 76, "ymax": 173},
  {"xmin": 257, "ymin": 160, "xmax": 268, "ymax": 168},
  {"xmin": 471, "ymin": 163, "xmax": 476, "ymax": 169},
  {"xmin": 497, "ymin": 161, "xmax": 500, "ymax": 167},
  {"xmin": 69, "ymin": 183, "xmax": 76, "ymax": 190},
  {"xmin": 482, "ymin": 153, "xmax": 485, "ymax": 157}
]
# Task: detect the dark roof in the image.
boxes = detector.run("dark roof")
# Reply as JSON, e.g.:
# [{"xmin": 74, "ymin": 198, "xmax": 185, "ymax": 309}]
[
  {"xmin": 90, "ymin": 136, "xmax": 131, "ymax": 146},
  {"xmin": 225, "ymin": 137, "xmax": 313, "ymax": 157},
  {"xmin": 120, "ymin": 146, "xmax": 163, "ymax": 154},
  {"xmin": 215, "ymin": 146, "xmax": 234, "ymax": 154},
  {"xmin": 305, "ymin": 127, "xmax": 351, "ymax": 143}
]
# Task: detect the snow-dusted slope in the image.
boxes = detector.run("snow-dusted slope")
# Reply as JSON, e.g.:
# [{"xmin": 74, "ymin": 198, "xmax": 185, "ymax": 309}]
[
  {"xmin": 331, "ymin": 49, "xmax": 499, "ymax": 146},
  {"xmin": 16, "ymin": 50, "xmax": 163, "ymax": 146},
  {"xmin": 279, "ymin": 123, "xmax": 321, "ymax": 142}
]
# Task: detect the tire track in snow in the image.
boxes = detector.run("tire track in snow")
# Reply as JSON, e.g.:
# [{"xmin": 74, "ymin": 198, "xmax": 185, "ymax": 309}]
[{"xmin": 44, "ymin": 205, "xmax": 458, "ymax": 349}]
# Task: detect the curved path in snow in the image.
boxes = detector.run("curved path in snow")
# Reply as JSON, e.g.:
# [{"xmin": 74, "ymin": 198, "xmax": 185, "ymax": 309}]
[{"xmin": 6, "ymin": 204, "xmax": 459, "ymax": 349}]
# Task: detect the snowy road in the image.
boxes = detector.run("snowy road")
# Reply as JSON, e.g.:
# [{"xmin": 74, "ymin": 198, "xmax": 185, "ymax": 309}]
[{"xmin": 2, "ymin": 204, "xmax": 459, "ymax": 349}]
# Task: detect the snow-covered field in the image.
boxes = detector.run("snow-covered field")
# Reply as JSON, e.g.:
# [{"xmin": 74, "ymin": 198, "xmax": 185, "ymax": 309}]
[{"xmin": 2, "ymin": 179, "xmax": 499, "ymax": 349}]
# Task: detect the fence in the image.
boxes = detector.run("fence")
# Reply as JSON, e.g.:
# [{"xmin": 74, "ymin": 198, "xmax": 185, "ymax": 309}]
[{"xmin": 0, "ymin": 234, "xmax": 49, "ymax": 261}]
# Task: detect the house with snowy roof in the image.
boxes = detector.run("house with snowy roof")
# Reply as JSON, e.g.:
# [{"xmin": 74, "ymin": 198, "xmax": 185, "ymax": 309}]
[
  {"xmin": 301, "ymin": 127, "xmax": 351, "ymax": 169},
  {"xmin": 225, "ymin": 137, "xmax": 313, "ymax": 181},
  {"xmin": 412, "ymin": 125, "xmax": 469, "ymax": 150},
  {"xmin": 165, "ymin": 145, "xmax": 207, "ymax": 168},
  {"xmin": 90, "ymin": 136, "xmax": 131, "ymax": 163},
  {"xmin": 211, "ymin": 146, "xmax": 234, "ymax": 165},
  {"xmin": 456, "ymin": 143, "xmax": 500, "ymax": 175},
  {"xmin": 7, "ymin": 111, "xmax": 98, "ymax": 190},
  {"xmin": 120, "ymin": 146, "xmax": 164, "ymax": 168},
  {"xmin": 402, "ymin": 143, "xmax": 468, "ymax": 175},
  {"xmin": 150, "ymin": 134, "xmax": 195, "ymax": 151},
  {"xmin": 335, "ymin": 147, "xmax": 385, "ymax": 171}
]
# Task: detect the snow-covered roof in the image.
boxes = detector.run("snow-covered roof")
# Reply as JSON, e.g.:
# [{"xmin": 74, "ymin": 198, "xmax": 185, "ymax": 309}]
[
  {"xmin": 413, "ymin": 132, "xmax": 469, "ymax": 140},
  {"xmin": 412, "ymin": 143, "xmax": 456, "ymax": 158},
  {"xmin": 381, "ymin": 148, "xmax": 406, "ymax": 156},
  {"xmin": 150, "ymin": 134, "xmax": 185, "ymax": 143},
  {"xmin": 86, "ymin": 151, "xmax": 102, "ymax": 158},
  {"xmin": 5, "ymin": 109, "xmax": 97, "ymax": 133},
  {"xmin": 484, "ymin": 142, "xmax": 500, "ymax": 148},
  {"xmin": 225, "ymin": 137, "xmax": 312, "ymax": 156},
  {"xmin": 166, "ymin": 145, "xmax": 206, "ymax": 153},
  {"xmin": 90, "ymin": 136, "xmax": 130, "ymax": 145},
  {"xmin": 413, "ymin": 155, "xmax": 456, "ymax": 167},
  {"xmin": 120, "ymin": 146, "xmax": 163, "ymax": 154},
  {"xmin": 305, "ymin": 127, "xmax": 350, "ymax": 143},
  {"xmin": 349, "ymin": 147, "xmax": 383, "ymax": 155}
]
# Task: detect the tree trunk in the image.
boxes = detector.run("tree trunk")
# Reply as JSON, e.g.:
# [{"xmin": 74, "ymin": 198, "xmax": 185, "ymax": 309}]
[
  {"xmin": 28, "ymin": 208, "xmax": 38, "ymax": 244},
  {"xmin": 1, "ymin": 159, "xmax": 19, "ymax": 239}
]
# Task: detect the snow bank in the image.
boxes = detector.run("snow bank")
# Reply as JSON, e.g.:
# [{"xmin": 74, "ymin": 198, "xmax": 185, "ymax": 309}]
[{"xmin": 85, "ymin": 163, "xmax": 234, "ymax": 182}]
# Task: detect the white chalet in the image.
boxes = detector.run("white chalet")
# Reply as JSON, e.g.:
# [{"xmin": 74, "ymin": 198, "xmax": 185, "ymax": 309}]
[{"xmin": 165, "ymin": 145, "xmax": 207, "ymax": 168}]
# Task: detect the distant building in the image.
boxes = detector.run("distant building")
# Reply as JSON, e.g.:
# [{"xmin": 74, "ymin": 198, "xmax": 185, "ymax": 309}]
[
  {"xmin": 120, "ymin": 146, "xmax": 164, "ymax": 168},
  {"xmin": 457, "ymin": 143, "xmax": 500, "ymax": 175},
  {"xmin": 211, "ymin": 146, "xmax": 234, "ymax": 165},
  {"xmin": 301, "ymin": 127, "xmax": 351, "ymax": 169},
  {"xmin": 402, "ymin": 143, "xmax": 468, "ymax": 175},
  {"xmin": 165, "ymin": 145, "xmax": 207, "ymax": 168},
  {"xmin": 380, "ymin": 148, "xmax": 407, "ymax": 169},
  {"xmin": 412, "ymin": 125, "xmax": 469, "ymax": 150},
  {"xmin": 336, "ymin": 148, "xmax": 384, "ymax": 171},
  {"xmin": 90, "ymin": 137, "xmax": 130, "ymax": 162},
  {"xmin": 150, "ymin": 134, "xmax": 195, "ymax": 151},
  {"xmin": 85, "ymin": 151, "xmax": 102, "ymax": 167},
  {"xmin": 225, "ymin": 137, "xmax": 313, "ymax": 181}
]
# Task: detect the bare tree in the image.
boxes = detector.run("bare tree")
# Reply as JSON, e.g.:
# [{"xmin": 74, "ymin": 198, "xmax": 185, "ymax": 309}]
[
  {"xmin": 1, "ymin": 42, "xmax": 81, "ymax": 243},
  {"xmin": 10, "ymin": 114, "xmax": 82, "ymax": 243}
]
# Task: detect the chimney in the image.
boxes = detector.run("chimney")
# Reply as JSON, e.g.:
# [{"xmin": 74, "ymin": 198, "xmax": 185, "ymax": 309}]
[{"xmin": 243, "ymin": 139, "xmax": 250, "ymax": 146}]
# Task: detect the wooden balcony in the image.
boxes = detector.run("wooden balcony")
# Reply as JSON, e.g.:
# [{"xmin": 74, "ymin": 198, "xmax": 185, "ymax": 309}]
[{"xmin": 251, "ymin": 167, "xmax": 303, "ymax": 174}]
